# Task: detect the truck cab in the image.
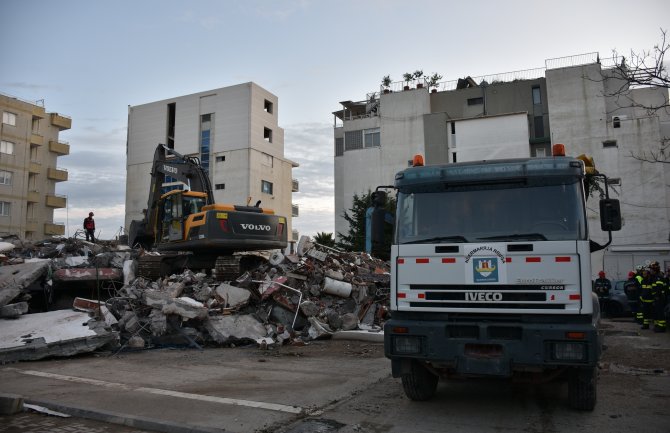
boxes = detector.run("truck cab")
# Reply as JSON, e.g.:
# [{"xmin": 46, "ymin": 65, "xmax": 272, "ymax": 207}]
[{"xmin": 382, "ymin": 148, "xmax": 621, "ymax": 410}]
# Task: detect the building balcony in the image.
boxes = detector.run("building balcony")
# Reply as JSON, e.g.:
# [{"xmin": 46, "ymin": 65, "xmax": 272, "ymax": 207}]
[
  {"xmin": 29, "ymin": 162, "xmax": 41, "ymax": 174},
  {"xmin": 30, "ymin": 133, "xmax": 44, "ymax": 146},
  {"xmin": 47, "ymin": 167, "xmax": 68, "ymax": 182},
  {"xmin": 49, "ymin": 140, "xmax": 70, "ymax": 155},
  {"xmin": 46, "ymin": 194, "xmax": 67, "ymax": 208},
  {"xmin": 50, "ymin": 113, "xmax": 71, "ymax": 130},
  {"xmin": 27, "ymin": 190, "xmax": 40, "ymax": 203},
  {"xmin": 292, "ymin": 178, "xmax": 299, "ymax": 192},
  {"xmin": 32, "ymin": 106, "xmax": 46, "ymax": 119},
  {"xmin": 292, "ymin": 204, "xmax": 299, "ymax": 217},
  {"xmin": 44, "ymin": 221, "xmax": 65, "ymax": 236},
  {"xmin": 25, "ymin": 219, "xmax": 38, "ymax": 232}
]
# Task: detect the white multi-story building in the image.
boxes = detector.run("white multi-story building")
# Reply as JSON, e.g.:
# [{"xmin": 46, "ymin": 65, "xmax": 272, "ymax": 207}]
[
  {"xmin": 0, "ymin": 92, "xmax": 70, "ymax": 239},
  {"xmin": 126, "ymin": 82, "xmax": 299, "ymax": 241},
  {"xmin": 333, "ymin": 55, "xmax": 670, "ymax": 278}
]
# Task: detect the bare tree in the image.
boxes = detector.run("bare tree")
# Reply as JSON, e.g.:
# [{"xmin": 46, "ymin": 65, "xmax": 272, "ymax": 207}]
[{"xmin": 598, "ymin": 30, "xmax": 670, "ymax": 163}]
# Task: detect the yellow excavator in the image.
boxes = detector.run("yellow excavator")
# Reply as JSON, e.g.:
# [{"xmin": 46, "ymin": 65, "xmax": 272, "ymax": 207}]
[{"xmin": 128, "ymin": 144, "xmax": 287, "ymax": 278}]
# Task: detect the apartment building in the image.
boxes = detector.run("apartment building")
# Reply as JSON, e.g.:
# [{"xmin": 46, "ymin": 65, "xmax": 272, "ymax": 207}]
[
  {"xmin": 0, "ymin": 93, "xmax": 70, "ymax": 239},
  {"xmin": 126, "ymin": 82, "xmax": 299, "ymax": 241},
  {"xmin": 333, "ymin": 55, "xmax": 670, "ymax": 278}
]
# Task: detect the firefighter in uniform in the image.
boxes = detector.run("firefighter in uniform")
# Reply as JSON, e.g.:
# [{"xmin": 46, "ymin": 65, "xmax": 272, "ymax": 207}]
[
  {"xmin": 650, "ymin": 261, "xmax": 667, "ymax": 332},
  {"xmin": 639, "ymin": 268, "xmax": 655, "ymax": 330},
  {"xmin": 634, "ymin": 267, "xmax": 645, "ymax": 324}
]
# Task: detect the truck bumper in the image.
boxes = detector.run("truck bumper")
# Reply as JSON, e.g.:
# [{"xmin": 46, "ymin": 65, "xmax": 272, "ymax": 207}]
[{"xmin": 384, "ymin": 317, "xmax": 600, "ymax": 378}]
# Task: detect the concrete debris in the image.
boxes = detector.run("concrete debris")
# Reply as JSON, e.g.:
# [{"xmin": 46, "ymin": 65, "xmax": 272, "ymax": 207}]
[{"xmin": 0, "ymin": 234, "xmax": 390, "ymax": 359}]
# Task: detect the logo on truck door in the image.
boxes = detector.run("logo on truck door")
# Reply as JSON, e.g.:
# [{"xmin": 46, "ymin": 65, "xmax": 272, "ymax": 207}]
[{"xmin": 473, "ymin": 258, "xmax": 499, "ymax": 283}]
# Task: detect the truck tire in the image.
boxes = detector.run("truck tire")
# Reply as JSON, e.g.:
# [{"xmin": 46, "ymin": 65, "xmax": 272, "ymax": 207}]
[
  {"xmin": 401, "ymin": 361, "xmax": 438, "ymax": 401},
  {"xmin": 568, "ymin": 366, "xmax": 597, "ymax": 411}
]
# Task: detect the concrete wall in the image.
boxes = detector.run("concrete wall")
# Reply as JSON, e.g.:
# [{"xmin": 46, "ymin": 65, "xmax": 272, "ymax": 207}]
[{"xmin": 126, "ymin": 83, "xmax": 295, "ymax": 236}]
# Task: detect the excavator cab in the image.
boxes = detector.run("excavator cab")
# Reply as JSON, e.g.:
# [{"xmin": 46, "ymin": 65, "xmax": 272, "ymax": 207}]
[{"xmin": 157, "ymin": 190, "xmax": 208, "ymax": 243}]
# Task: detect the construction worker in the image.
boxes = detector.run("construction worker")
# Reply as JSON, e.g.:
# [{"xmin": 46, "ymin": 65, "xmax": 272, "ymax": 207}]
[
  {"xmin": 639, "ymin": 268, "xmax": 654, "ymax": 330},
  {"xmin": 634, "ymin": 266, "xmax": 645, "ymax": 324},
  {"xmin": 650, "ymin": 261, "xmax": 667, "ymax": 332},
  {"xmin": 623, "ymin": 271, "xmax": 640, "ymax": 322}
]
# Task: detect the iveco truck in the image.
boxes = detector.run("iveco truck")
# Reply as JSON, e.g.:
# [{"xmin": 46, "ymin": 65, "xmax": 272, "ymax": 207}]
[{"xmin": 381, "ymin": 144, "xmax": 621, "ymax": 410}]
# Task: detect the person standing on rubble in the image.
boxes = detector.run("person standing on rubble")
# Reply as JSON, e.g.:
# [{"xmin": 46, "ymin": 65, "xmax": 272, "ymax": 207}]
[{"xmin": 83, "ymin": 211, "xmax": 96, "ymax": 243}]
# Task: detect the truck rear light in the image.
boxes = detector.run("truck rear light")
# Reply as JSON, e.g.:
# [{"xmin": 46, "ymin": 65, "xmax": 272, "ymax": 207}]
[
  {"xmin": 552, "ymin": 342, "xmax": 586, "ymax": 361},
  {"xmin": 393, "ymin": 335, "xmax": 422, "ymax": 354},
  {"xmin": 219, "ymin": 219, "xmax": 230, "ymax": 233},
  {"xmin": 569, "ymin": 294, "xmax": 581, "ymax": 300},
  {"xmin": 397, "ymin": 292, "xmax": 407, "ymax": 299},
  {"xmin": 277, "ymin": 222, "xmax": 284, "ymax": 236},
  {"xmin": 397, "ymin": 258, "xmax": 405, "ymax": 264},
  {"xmin": 566, "ymin": 332, "xmax": 586, "ymax": 340},
  {"xmin": 418, "ymin": 293, "xmax": 425, "ymax": 299},
  {"xmin": 392, "ymin": 326, "xmax": 409, "ymax": 334}
]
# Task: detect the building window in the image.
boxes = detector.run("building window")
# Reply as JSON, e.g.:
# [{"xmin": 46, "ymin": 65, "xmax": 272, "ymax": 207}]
[
  {"xmin": 0, "ymin": 170, "xmax": 12, "ymax": 185},
  {"xmin": 532, "ymin": 86, "xmax": 542, "ymax": 105},
  {"xmin": 261, "ymin": 180, "xmax": 273, "ymax": 195},
  {"xmin": 364, "ymin": 128, "xmax": 380, "ymax": 148},
  {"xmin": 0, "ymin": 201, "xmax": 10, "ymax": 217},
  {"xmin": 264, "ymin": 127, "xmax": 273, "ymax": 143},
  {"xmin": 603, "ymin": 140, "xmax": 618, "ymax": 148},
  {"xmin": 200, "ymin": 113, "xmax": 212, "ymax": 173},
  {"xmin": 216, "ymin": 155, "xmax": 225, "ymax": 162},
  {"xmin": 335, "ymin": 137, "xmax": 344, "ymax": 156},
  {"xmin": 167, "ymin": 103, "xmax": 176, "ymax": 149},
  {"xmin": 2, "ymin": 112, "xmax": 16, "ymax": 126},
  {"xmin": 452, "ymin": 152, "xmax": 457, "ymax": 163},
  {"xmin": 450, "ymin": 122, "xmax": 456, "ymax": 135},
  {"xmin": 0, "ymin": 140, "xmax": 14, "ymax": 155},
  {"xmin": 32, "ymin": 118, "xmax": 40, "ymax": 133},
  {"xmin": 534, "ymin": 116, "xmax": 545, "ymax": 138},
  {"xmin": 261, "ymin": 152, "xmax": 273, "ymax": 167},
  {"xmin": 612, "ymin": 117, "xmax": 621, "ymax": 128},
  {"xmin": 535, "ymin": 148, "xmax": 546, "ymax": 157},
  {"xmin": 467, "ymin": 97, "xmax": 483, "ymax": 106},
  {"xmin": 264, "ymin": 99, "xmax": 273, "ymax": 114},
  {"xmin": 344, "ymin": 130, "xmax": 363, "ymax": 151},
  {"xmin": 215, "ymin": 183, "xmax": 225, "ymax": 190}
]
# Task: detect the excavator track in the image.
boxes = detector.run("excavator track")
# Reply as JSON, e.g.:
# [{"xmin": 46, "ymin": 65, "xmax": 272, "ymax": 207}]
[
  {"xmin": 138, "ymin": 254, "xmax": 190, "ymax": 280},
  {"xmin": 215, "ymin": 256, "xmax": 241, "ymax": 281}
]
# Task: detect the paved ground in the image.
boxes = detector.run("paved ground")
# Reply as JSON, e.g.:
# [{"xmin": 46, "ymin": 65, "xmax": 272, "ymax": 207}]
[{"xmin": 0, "ymin": 319, "xmax": 668, "ymax": 433}]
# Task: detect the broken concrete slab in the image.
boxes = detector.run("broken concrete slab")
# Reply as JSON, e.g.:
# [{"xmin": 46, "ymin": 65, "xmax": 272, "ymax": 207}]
[
  {"xmin": 52, "ymin": 268, "xmax": 123, "ymax": 282},
  {"xmin": 144, "ymin": 290, "xmax": 208, "ymax": 320},
  {"xmin": 0, "ymin": 310, "xmax": 118, "ymax": 363},
  {"xmin": 0, "ymin": 261, "xmax": 49, "ymax": 307},
  {"xmin": 307, "ymin": 317, "xmax": 334, "ymax": 340},
  {"xmin": 0, "ymin": 302, "xmax": 29, "ymax": 318},
  {"xmin": 205, "ymin": 315, "xmax": 267, "ymax": 344},
  {"xmin": 332, "ymin": 329, "xmax": 384, "ymax": 343},
  {"xmin": 0, "ymin": 393, "xmax": 24, "ymax": 415},
  {"xmin": 214, "ymin": 283, "xmax": 251, "ymax": 308}
]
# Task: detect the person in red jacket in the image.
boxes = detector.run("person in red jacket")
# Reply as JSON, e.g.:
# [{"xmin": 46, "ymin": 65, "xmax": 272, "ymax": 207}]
[{"xmin": 83, "ymin": 211, "xmax": 96, "ymax": 242}]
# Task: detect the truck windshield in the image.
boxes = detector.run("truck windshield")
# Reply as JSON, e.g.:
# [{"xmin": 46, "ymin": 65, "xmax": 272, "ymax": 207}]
[{"xmin": 396, "ymin": 177, "xmax": 586, "ymax": 244}]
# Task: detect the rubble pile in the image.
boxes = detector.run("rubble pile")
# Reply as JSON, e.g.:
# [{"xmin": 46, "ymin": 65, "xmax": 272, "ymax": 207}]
[{"xmin": 0, "ymin": 235, "xmax": 390, "ymax": 362}]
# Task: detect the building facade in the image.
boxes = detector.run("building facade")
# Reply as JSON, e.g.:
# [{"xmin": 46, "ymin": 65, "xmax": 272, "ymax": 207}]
[
  {"xmin": 126, "ymin": 82, "xmax": 299, "ymax": 241},
  {"xmin": 0, "ymin": 93, "xmax": 70, "ymax": 239},
  {"xmin": 333, "ymin": 56, "xmax": 670, "ymax": 279}
]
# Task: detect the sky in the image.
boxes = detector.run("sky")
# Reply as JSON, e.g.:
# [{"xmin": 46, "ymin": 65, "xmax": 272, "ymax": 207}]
[{"xmin": 1, "ymin": 0, "xmax": 668, "ymax": 240}]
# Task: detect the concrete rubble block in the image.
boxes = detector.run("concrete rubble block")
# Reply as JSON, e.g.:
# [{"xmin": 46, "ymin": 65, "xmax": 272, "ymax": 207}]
[
  {"xmin": 192, "ymin": 284, "xmax": 213, "ymax": 302},
  {"xmin": 296, "ymin": 235, "xmax": 314, "ymax": 256},
  {"xmin": 325, "ymin": 269, "xmax": 345, "ymax": 281},
  {"xmin": 166, "ymin": 281, "xmax": 185, "ymax": 298},
  {"xmin": 307, "ymin": 249, "xmax": 328, "ymax": 262},
  {"xmin": 307, "ymin": 317, "xmax": 333, "ymax": 340},
  {"xmin": 0, "ymin": 393, "xmax": 24, "ymax": 415},
  {"xmin": 110, "ymin": 252, "xmax": 130, "ymax": 269},
  {"xmin": 149, "ymin": 310, "xmax": 167, "ymax": 336},
  {"xmin": 123, "ymin": 259, "xmax": 136, "ymax": 285},
  {"xmin": 340, "ymin": 313, "xmax": 359, "ymax": 331},
  {"xmin": 299, "ymin": 300, "xmax": 320, "ymax": 317},
  {"xmin": 0, "ymin": 261, "xmax": 49, "ymax": 307},
  {"xmin": 205, "ymin": 315, "xmax": 267, "ymax": 344},
  {"xmin": 270, "ymin": 304, "xmax": 308, "ymax": 331},
  {"xmin": 0, "ymin": 302, "xmax": 29, "ymax": 318},
  {"xmin": 64, "ymin": 256, "xmax": 89, "ymax": 267},
  {"xmin": 0, "ymin": 310, "xmax": 118, "ymax": 363},
  {"xmin": 215, "ymin": 283, "xmax": 251, "ymax": 308},
  {"xmin": 144, "ymin": 290, "xmax": 208, "ymax": 320},
  {"xmin": 326, "ymin": 310, "xmax": 343, "ymax": 330},
  {"xmin": 119, "ymin": 311, "xmax": 141, "ymax": 334},
  {"xmin": 127, "ymin": 335, "xmax": 146, "ymax": 348},
  {"xmin": 268, "ymin": 251, "xmax": 285, "ymax": 266}
]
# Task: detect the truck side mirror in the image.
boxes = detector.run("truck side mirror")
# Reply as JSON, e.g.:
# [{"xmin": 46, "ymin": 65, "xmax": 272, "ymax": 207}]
[{"xmin": 599, "ymin": 199, "xmax": 621, "ymax": 231}]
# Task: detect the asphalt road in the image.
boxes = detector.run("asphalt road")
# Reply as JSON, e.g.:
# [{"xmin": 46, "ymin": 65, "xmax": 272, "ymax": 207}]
[{"xmin": 1, "ymin": 319, "xmax": 669, "ymax": 433}]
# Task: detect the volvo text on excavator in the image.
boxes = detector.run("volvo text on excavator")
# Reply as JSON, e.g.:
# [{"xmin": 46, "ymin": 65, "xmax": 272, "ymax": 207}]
[{"xmin": 128, "ymin": 144, "xmax": 288, "ymax": 278}]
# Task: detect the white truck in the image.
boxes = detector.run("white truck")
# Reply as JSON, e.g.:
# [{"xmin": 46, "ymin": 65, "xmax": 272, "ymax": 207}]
[{"xmin": 380, "ymin": 145, "xmax": 621, "ymax": 410}]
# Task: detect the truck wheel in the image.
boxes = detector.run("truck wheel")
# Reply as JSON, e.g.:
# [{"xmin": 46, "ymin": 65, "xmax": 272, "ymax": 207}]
[
  {"xmin": 401, "ymin": 361, "xmax": 438, "ymax": 401},
  {"xmin": 568, "ymin": 366, "xmax": 597, "ymax": 411}
]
